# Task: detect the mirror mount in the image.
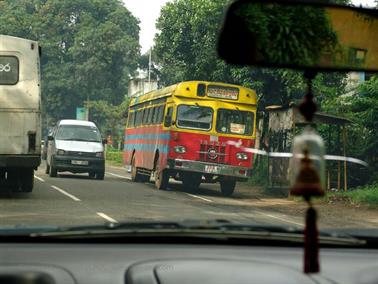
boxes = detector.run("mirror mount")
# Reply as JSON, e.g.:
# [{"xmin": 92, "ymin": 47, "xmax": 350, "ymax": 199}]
[{"xmin": 299, "ymin": 70, "xmax": 318, "ymax": 122}]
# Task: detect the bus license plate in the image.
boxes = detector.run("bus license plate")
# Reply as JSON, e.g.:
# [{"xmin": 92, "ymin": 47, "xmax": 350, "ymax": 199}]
[
  {"xmin": 205, "ymin": 165, "xmax": 220, "ymax": 174},
  {"xmin": 71, "ymin": 160, "xmax": 88, "ymax": 166}
]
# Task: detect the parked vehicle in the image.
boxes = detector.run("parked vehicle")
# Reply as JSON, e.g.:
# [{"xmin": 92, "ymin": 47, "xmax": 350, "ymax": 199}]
[
  {"xmin": 46, "ymin": 120, "xmax": 106, "ymax": 180},
  {"xmin": 0, "ymin": 35, "xmax": 41, "ymax": 192},
  {"xmin": 124, "ymin": 81, "xmax": 257, "ymax": 196}
]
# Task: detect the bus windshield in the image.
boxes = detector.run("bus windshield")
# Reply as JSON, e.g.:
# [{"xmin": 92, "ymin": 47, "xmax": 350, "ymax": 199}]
[
  {"xmin": 177, "ymin": 105, "xmax": 213, "ymax": 131},
  {"xmin": 56, "ymin": 125, "xmax": 102, "ymax": 142},
  {"xmin": 216, "ymin": 109, "xmax": 254, "ymax": 135}
]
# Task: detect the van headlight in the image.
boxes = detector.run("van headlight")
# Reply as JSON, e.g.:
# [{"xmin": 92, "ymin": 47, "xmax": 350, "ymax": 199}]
[
  {"xmin": 57, "ymin": 149, "xmax": 66, "ymax": 155},
  {"xmin": 236, "ymin": 152, "xmax": 248, "ymax": 161},
  {"xmin": 174, "ymin": 146, "xmax": 186, "ymax": 154},
  {"xmin": 96, "ymin": 152, "xmax": 104, "ymax": 158}
]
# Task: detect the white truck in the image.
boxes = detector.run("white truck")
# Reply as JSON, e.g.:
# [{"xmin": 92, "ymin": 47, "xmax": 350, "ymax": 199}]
[{"xmin": 0, "ymin": 35, "xmax": 42, "ymax": 192}]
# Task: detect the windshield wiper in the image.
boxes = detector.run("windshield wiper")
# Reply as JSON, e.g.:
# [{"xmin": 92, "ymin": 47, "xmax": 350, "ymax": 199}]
[{"xmin": 27, "ymin": 219, "xmax": 365, "ymax": 246}]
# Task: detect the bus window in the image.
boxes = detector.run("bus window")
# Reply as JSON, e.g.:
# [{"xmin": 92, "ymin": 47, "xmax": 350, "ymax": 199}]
[
  {"xmin": 136, "ymin": 110, "xmax": 143, "ymax": 126},
  {"xmin": 149, "ymin": 107, "xmax": 155, "ymax": 124},
  {"xmin": 146, "ymin": 108, "xmax": 151, "ymax": 125},
  {"xmin": 148, "ymin": 108, "xmax": 152, "ymax": 124},
  {"xmin": 164, "ymin": 107, "xmax": 173, "ymax": 127},
  {"xmin": 216, "ymin": 109, "xmax": 254, "ymax": 135},
  {"xmin": 142, "ymin": 108, "xmax": 148, "ymax": 125},
  {"xmin": 0, "ymin": 56, "xmax": 19, "ymax": 85},
  {"xmin": 158, "ymin": 106, "xmax": 164, "ymax": 124},
  {"xmin": 127, "ymin": 112, "xmax": 134, "ymax": 128},
  {"xmin": 152, "ymin": 107, "xmax": 158, "ymax": 124},
  {"xmin": 177, "ymin": 105, "xmax": 213, "ymax": 131},
  {"xmin": 197, "ymin": 83, "xmax": 206, "ymax": 97}
]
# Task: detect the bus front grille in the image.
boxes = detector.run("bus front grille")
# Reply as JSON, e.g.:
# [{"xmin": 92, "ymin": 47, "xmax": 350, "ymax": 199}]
[{"xmin": 198, "ymin": 141, "xmax": 227, "ymax": 164}]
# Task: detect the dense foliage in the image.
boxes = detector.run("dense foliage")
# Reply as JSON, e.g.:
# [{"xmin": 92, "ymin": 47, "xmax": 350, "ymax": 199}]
[
  {"xmin": 154, "ymin": 0, "xmax": 376, "ymax": 186},
  {"xmin": 0, "ymin": 0, "xmax": 139, "ymax": 127},
  {"xmin": 238, "ymin": 4, "xmax": 338, "ymax": 66},
  {"xmin": 154, "ymin": 0, "xmax": 348, "ymax": 108},
  {"xmin": 1, "ymin": 0, "xmax": 375, "ymax": 186}
]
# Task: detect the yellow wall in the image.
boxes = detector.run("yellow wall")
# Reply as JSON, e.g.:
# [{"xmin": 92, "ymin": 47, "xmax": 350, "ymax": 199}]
[{"xmin": 328, "ymin": 7, "xmax": 378, "ymax": 70}]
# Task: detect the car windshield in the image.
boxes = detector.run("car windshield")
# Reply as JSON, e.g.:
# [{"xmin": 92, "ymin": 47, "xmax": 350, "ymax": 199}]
[
  {"xmin": 0, "ymin": 0, "xmax": 376, "ymax": 241},
  {"xmin": 176, "ymin": 105, "xmax": 213, "ymax": 130},
  {"xmin": 56, "ymin": 125, "xmax": 102, "ymax": 142},
  {"xmin": 216, "ymin": 109, "xmax": 254, "ymax": 135}
]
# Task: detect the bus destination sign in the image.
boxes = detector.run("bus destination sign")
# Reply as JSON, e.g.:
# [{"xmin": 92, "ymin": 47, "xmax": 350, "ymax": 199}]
[{"xmin": 207, "ymin": 85, "xmax": 239, "ymax": 100}]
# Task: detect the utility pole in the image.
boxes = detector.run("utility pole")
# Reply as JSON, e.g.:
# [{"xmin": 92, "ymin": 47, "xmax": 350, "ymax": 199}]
[
  {"xmin": 85, "ymin": 93, "xmax": 89, "ymax": 121},
  {"xmin": 148, "ymin": 48, "xmax": 152, "ymax": 84}
]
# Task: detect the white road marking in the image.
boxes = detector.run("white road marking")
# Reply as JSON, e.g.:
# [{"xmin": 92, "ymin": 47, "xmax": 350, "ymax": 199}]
[
  {"xmin": 257, "ymin": 211, "xmax": 303, "ymax": 227},
  {"xmin": 97, "ymin": 212, "xmax": 118, "ymax": 223},
  {"xmin": 106, "ymin": 172, "xmax": 131, "ymax": 180},
  {"xmin": 34, "ymin": 175, "xmax": 45, "ymax": 182},
  {"xmin": 186, "ymin": 193, "xmax": 213, "ymax": 203},
  {"xmin": 51, "ymin": 185, "xmax": 81, "ymax": 201}
]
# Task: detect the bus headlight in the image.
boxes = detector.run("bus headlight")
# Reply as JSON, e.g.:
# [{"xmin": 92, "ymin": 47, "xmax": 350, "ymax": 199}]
[
  {"xmin": 57, "ymin": 149, "xmax": 66, "ymax": 155},
  {"xmin": 236, "ymin": 152, "xmax": 248, "ymax": 161},
  {"xmin": 174, "ymin": 146, "xmax": 186, "ymax": 154},
  {"xmin": 96, "ymin": 152, "xmax": 104, "ymax": 158}
]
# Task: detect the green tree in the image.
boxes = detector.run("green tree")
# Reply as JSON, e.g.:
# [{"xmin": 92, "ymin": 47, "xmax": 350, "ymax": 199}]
[
  {"xmin": 154, "ymin": 0, "xmax": 347, "ymax": 108},
  {"xmin": 87, "ymin": 99, "xmax": 130, "ymax": 147},
  {"xmin": 321, "ymin": 75, "xmax": 378, "ymax": 185},
  {"xmin": 0, "ymin": 0, "xmax": 140, "ymax": 123}
]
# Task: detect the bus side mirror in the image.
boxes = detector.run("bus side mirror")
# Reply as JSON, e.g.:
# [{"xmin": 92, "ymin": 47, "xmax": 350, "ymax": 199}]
[
  {"xmin": 102, "ymin": 139, "xmax": 108, "ymax": 145},
  {"xmin": 47, "ymin": 135, "xmax": 54, "ymax": 141}
]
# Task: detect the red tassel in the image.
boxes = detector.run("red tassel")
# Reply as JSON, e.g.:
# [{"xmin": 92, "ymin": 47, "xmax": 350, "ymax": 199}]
[{"xmin": 304, "ymin": 206, "xmax": 320, "ymax": 273}]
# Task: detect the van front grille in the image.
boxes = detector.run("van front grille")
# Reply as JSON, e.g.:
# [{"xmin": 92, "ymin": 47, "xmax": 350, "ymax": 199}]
[{"xmin": 66, "ymin": 151, "xmax": 96, "ymax": 157}]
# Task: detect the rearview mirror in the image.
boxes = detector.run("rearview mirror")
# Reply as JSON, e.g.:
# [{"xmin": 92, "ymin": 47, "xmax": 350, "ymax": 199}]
[
  {"xmin": 47, "ymin": 135, "xmax": 54, "ymax": 141},
  {"xmin": 218, "ymin": 0, "xmax": 378, "ymax": 72}
]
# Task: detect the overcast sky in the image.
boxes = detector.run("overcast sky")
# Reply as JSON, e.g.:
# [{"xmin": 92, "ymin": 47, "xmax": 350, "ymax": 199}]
[{"xmin": 123, "ymin": 0, "xmax": 376, "ymax": 54}]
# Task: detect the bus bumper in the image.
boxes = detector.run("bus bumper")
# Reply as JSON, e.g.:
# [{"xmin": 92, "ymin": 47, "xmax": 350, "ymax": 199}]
[
  {"xmin": 0, "ymin": 155, "xmax": 41, "ymax": 168},
  {"xmin": 167, "ymin": 158, "xmax": 251, "ymax": 179}
]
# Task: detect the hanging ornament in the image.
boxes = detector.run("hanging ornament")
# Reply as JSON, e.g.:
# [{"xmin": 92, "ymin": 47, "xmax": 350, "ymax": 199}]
[
  {"xmin": 290, "ymin": 126, "xmax": 326, "ymax": 274},
  {"xmin": 290, "ymin": 126, "xmax": 326, "ymax": 197},
  {"xmin": 289, "ymin": 71, "xmax": 326, "ymax": 274}
]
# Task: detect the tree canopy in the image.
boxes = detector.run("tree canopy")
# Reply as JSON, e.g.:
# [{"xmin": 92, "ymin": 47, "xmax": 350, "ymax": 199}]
[
  {"xmin": 0, "ymin": 0, "xmax": 140, "ymax": 124},
  {"xmin": 154, "ymin": 0, "xmax": 376, "ymax": 186},
  {"xmin": 154, "ymin": 0, "xmax": 348, "ymax": 107}
]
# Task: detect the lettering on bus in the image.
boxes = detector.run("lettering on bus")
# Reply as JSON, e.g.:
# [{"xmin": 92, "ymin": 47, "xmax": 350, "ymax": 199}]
[
  {"xmin": 0, "ymin": 56, "xmax": 19, "ymax": 85},
  {"xmin": 207, "ymin": 85, "xmax": 239, "ymax": 100}
]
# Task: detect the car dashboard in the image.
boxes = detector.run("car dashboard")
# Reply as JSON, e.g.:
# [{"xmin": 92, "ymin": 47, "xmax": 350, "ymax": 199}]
[{"xmin": 1, "ymin": 243, "xmax": 377, "ymax": 284}]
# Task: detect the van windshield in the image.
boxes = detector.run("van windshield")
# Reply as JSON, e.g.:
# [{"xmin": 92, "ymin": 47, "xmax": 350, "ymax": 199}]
[{"xmin": 56, "ymin": 125, "xmax": 102, "ymax": 142}]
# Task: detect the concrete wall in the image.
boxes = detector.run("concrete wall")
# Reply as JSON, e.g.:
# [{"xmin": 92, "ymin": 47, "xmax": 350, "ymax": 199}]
[{"xmin": 128, "ymin": 79, "xmax": 158, "ymax": 97}]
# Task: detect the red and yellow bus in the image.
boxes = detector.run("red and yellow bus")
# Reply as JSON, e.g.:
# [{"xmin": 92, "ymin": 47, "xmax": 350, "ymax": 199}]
[{"xmin": 123, "ymin": 81, "xmax": 257, "ymax": 196}]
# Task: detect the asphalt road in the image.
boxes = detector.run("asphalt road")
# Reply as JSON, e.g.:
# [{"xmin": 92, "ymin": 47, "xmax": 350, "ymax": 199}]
[{"xmin": 0, "ymin": 162, "xmax": 304, "ymax": 228}]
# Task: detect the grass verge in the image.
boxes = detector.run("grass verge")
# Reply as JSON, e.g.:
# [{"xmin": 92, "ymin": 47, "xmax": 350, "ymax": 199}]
[
  {"xmin": 288, "ymin": 183, "xmax": 378, "ymax": 208},
  {"xmin": 105, "ymin": 147, "xmax": 123, "ymax": 167},
  {"xmin": 326, "ymin": 183, "xmax": 378, "ymax": 208}
]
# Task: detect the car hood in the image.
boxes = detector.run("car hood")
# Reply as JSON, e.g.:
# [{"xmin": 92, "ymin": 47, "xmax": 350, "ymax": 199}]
[{"xmin": 56, "ymin": 140, "xmax": 103, "ymax": 153}]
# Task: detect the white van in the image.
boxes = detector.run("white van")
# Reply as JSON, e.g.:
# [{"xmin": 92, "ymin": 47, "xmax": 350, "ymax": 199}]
[{"xmin": 46, "ymin": 120, "xmax": 105, "ymax": 180}]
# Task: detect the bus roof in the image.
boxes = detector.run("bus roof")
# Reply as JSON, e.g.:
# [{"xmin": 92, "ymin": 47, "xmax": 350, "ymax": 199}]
[{"xmin": 129, "ymin": 81, "xmax": 257, "ymax": 106}]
